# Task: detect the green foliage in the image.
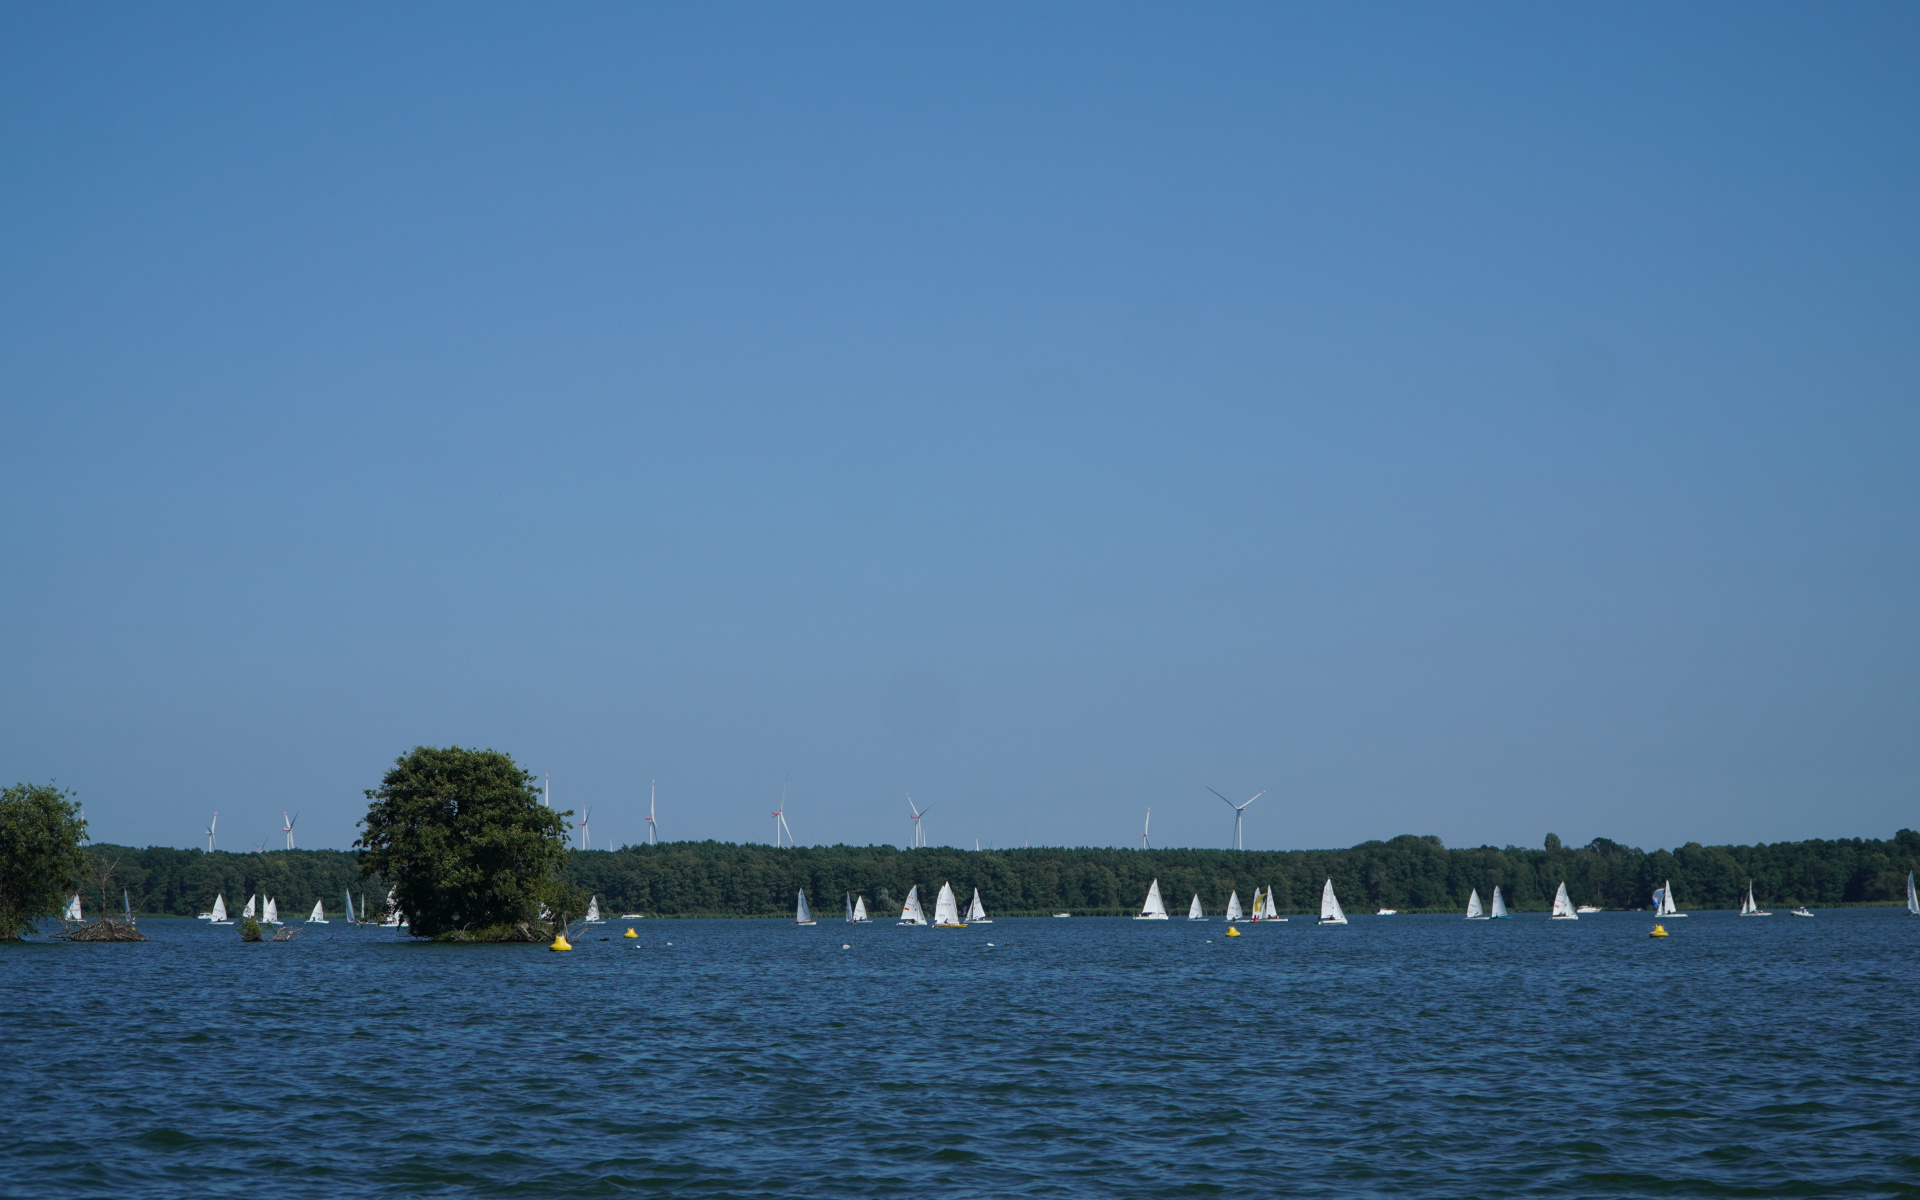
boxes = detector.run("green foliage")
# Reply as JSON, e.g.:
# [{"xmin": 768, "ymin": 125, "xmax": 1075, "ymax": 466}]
[
  {"xmin": 239, "ymin": 917, "xmax": 263, "ymax": 942},
  {"xmin": 78, "ymin": 844, "xmax": 379, "ymax": 917},
  {"xmin": 0, "ymin": 782, "xmax": 88, "ymax": 940},
  {"xmin": 561, "ymin": 830, "xmax": 1920, "ymax": 918},
  {"xmin": 356, "ymin": 746, "xmax": 572, "ymax": 939}
]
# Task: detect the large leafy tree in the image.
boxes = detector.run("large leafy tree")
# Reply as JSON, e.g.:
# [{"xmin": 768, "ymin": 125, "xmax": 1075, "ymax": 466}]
[
  {"xmin": 0, "ymin": 782, "xmax": 88, "ymax": 940},
  {"xmin": 356, "ymin": 747, "xmax": 571, "ymax": 939}
]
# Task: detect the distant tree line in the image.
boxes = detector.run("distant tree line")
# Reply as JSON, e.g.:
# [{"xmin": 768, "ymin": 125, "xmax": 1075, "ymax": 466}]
[{"xmin": 84, "ymin": 829, "xmax": 1920, "ymax": 918}]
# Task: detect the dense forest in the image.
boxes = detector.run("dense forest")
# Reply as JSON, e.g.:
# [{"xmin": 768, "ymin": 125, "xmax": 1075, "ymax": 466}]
[{"xmin": 85, "ymin": 830, "xmax": 1920, "ymax": 919}]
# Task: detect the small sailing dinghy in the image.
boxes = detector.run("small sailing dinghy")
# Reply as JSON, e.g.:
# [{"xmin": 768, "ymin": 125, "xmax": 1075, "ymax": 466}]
[
  {"xmin": 794, "ymin": 890, "xmax": 816, "ymax": 925},
  {"xmin": 585, "ymin": 896, "xmax": 604, "ymax": 924},
  {"xmin": 1490, "ymin": 886, "xmax": 1510, "ymax": 919},
  {"xmin": 1465, "ymin": 889, "xmax": 1486, "ymax": 920},
  {"xmin": 1224, "ymin": 891, "xmax": 1245, "ymax": 923},
  {"xmin": 966, "ymin": 888, "xmax": 991, "ymax": 924},
  {"xmin": 1907, "ymin": 871, "xmax": 1918, "ymax": 916},
  {"xmin": 897, "ymin": 885, "xmax": 928, "ymax": 926},
  {"xmin": 852, "ymin": 895, "xmax": 870, "ymax": 923},
  {"xmin": 1135, "ymin": 879, "xmax": 1170, "ymax": 920},
  {"xmin": 1549, "ymin": 882, "xmax": 1579, "ymax": 920},
  {"xmin": 932, "ymin": 882, "xmax": 966, "ymax": 927},
  {"xmin": 263, "ymin": 898, "xmax": 282, "ymax": 926},
  {"xmin": 307, "ymin": 900, "xmax": 328, "ymax": 924},
  {"xmin": 64, "ymin": 894, "xmax": 82, "ymax": 922},
  {"xmin": 242, "ymin": 894, "xmax": 257, "ymax": 921},
  {"xmin": 344, "ymin": 890, "xmax": 357, "ymax": 925},
  {"xmin": 1258, "ymin": 888, "xmax": 1284, "ymax": 921},
  {"xmin": 208, "ymin": 894, "xmax": 232, "ymax": 925},
  {"xmin": 1739, "ymin": 882, "xmax": 1772, "ymax": 917},
  {"xmin": 1188, "ymin": 894, "xmax": 1205, "ymax": 920},
  {"xmin": 1318, "ymin": 879, "xmax": 1347, "ymax": 925},
  {"xmin": 1653, "ymin": 880, "xmax": 1686, "ymax": 918}
]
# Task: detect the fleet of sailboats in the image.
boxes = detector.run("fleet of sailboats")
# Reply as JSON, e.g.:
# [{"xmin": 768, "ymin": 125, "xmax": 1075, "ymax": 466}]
[
  {"xmin": 1465, "ymin": 889, "xmax": 1485, "ymax": 919},
  {"xmin": 1739, "ymin": 882, "xmax": 1772, "ymax": 917},
  {"xmin": 1135, "ymin": 879, "xmax": 1170, "ymax": 920},
  {"xmin": 1318, "ymin": 879, "xmax": 1347, "ymax": 925},
  {"xmin": 1549, "ymin": 882, "xmax": 1578, "ymax": 920}
]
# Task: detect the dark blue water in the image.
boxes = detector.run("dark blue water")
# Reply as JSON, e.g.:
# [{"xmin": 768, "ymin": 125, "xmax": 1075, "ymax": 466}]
[{"xmin": 4, "ymin": 909, "xmax": 1917, "ymax": 1198}]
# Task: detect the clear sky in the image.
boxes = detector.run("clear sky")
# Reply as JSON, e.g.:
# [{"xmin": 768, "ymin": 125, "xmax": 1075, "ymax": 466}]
[{"xmin": 3, "ymin": 4, "xmax": 1916, "ymax": 855}]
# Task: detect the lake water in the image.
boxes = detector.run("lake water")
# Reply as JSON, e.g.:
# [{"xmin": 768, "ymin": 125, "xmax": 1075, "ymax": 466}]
[{"xmin": 3, "ymin": 908, "xmax": 1917, "ymax": 1197}]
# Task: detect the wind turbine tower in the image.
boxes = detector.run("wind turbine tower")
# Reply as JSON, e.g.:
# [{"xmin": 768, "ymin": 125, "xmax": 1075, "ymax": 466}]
[
  {"xmin": 205, "ymin": 811, "xmax": 218, "ymax": 853},
  {"xmin": 645, "ymin": 779, "xmax": 658, "ymax": 846},
  {"xmin": 282, "ymin": 811, "xmax": 298, "ymax": 851},
  {"xmin": 576, "ymin": 807, "xmax": 592, "ymax": 851},
  {"xmin": 906, "ymin": 794, "xmax": 931, "ymax": 849},
  {"xmin": 1209, "ymin": 787, "xmax": 1267, "ymax": 851},
  {"xmin": 772, "ymin": 776, "xmax": 794, "ymax": 848},
  {"xmin": 1141, "ymin": 807, "xmax": 1152, "ymax": 850}
]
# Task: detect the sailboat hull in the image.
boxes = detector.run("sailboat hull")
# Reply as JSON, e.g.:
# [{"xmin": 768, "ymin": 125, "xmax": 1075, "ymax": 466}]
[{"xmin": 1317, "ymin": 917, "xmax": 1347, "ymax": 925}]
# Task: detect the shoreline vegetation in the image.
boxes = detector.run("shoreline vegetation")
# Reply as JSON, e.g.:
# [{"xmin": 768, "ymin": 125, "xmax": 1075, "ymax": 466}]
[{"xmin": 76, "ymin": 829, "xmax": 1920, "ymax": 921}]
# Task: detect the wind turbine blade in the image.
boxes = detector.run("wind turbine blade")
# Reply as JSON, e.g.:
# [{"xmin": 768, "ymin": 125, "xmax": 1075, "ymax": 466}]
[
  {"xmin": 1243, "ymin": 789, "xmax": 1267, "ymax": 808},
  {"xmin": 1208, "ymin": 787, "xmax": 1236, "ymax": 808}
]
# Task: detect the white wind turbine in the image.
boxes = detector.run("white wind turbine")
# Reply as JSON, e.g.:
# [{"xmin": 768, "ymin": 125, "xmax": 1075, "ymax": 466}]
[
  {"xmin": 544, "ymin": 773, "xmax": 551, "ymax": 807},
  {"xmin": 1141, "ymin": 807, "xmax": 1152, "ymax": 850},
  {"xmin": 204, "ymin": 811, "xmax": 218, "ymax": 853},
  {"xmin": 576, "ymin": 806, "xmax": 592, "ymax": 850},
  {"xmin": 906, "ymin": 794, "xmax": 931, "ymax": 848},
  {"xmin": 282, "ymin": 811, "xmax": 298, "ymax": 850},
  {"xmin": 1209, "ymin": 787, "xmax": 1266, "ymax": 851},
  {"xmin": 645, "ymin": 779, "xmax": 658, "ymax": 846},
  {"xmin": 772, "ymin": 776, "xmax": 794, "ymax": 848}
]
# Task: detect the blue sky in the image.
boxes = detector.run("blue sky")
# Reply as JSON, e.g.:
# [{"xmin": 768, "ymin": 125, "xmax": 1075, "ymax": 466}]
[{"xmin": 3, "ymin": 4, "xmax": 1916, "ymax": 854}]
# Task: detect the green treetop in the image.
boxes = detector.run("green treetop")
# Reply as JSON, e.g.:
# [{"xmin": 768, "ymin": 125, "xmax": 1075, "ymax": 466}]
[
  {"xmin": 355, "ymin": 746, "xmax": 572, "ymax": 939},
  {"xmin": 0, "ymin": 782, "xmax": 88, "ymax": 940}
]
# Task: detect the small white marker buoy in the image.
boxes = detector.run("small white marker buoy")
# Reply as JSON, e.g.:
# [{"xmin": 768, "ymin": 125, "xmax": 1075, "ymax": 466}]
[{"xmin": 841, "ymin": 944, "xmax": 850, "ymax": 949}]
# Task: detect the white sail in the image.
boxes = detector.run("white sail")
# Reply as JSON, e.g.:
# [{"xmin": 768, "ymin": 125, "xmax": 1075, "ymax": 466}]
[
  {"xmin": 585, "ymin": 896, "xmax": 603, "ymax": 923},
  {"xmin": 1740, "ymin": 884, "xmax": 1755, "ymax": 915},
  {"xmin": 264, "ymin": 898, "xmax": 280, "ymax": 925},
  {"xmin": 307, "ymin": 899, "xmax": 328, "ymax": 923},
  {"xmin": 1136, "ymin": 879, "xmax": 1169, "ymax": 919},
  {"xmin": 1224, "ymin": 891, "xmax": 1244, "ymax": 921},
  {"xmin": 64, "ymin": 894, "xmax": 82, "ymax": 921},
  {"xmin": 1188, "ymin": 894, "xmax": 1204, "ymax": 920},
  {"xmin": 795, "ymin": 890, "xmax": 814, "ymax": 924},
  {"xmin": 243, "ymin": 894, "xmax": 257, "ymax": 920},
  {"xmin": 210, "ymin": 894, "xmax": 228, "ymax": 923},
  {"xmin": 933, "ymin": 882, "xmax": 964, "ymax": 926},
  {"xmin": 853, "ymin": 895, "xmax": 869, "ymax": 922},
  {"xmin": 1465, "ymin": 889, "xmax": 1484, "ymax": 919},
  {"xmin": 1319, "ymin": 879, "xmax": 1347, "ymax": 924},
  {"xmin": 382, "ymin": 886, "xmax": 404, "ymax": 927},
  {"xmin": 1490, "ymin": 886, "xmax": 1509, "ymax": 918},
  {"xmin": 966, "ymin": 888, "xmax": 990, "ymax": 923},
  {"xmin": 1908, "ymin": 871, "xmax": 1918, "ymax": 916},
  {"xmin": 1550, "ymin": 881, "xmax": 1578, "ymax": 919},
  {"xmin": 1656, "ymin": 879, "xmax": 1683, "ymax": 917},
  {"xmin": 1261, "ymin": 888, "xmax": 1279, "ymax": 920},
  {"xmin": 898, "ymin": 885, "xmax": 927, "ymax": 925}
]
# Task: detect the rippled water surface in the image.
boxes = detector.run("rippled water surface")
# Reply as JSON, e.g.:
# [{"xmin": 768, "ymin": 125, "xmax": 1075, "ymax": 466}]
[{"xmin": 4, "ymin": 909, "xmax": 1918, "ymax": 1197}]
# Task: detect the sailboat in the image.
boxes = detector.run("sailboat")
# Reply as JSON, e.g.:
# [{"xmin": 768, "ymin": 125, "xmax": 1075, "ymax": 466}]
[
  {"xmin": 263, "ymin": 898, "xmax": 282, "ymax": 926},
  {"xmin": 966, "ymin": 888, "xmax": 991, "ymax": 924},
  {"xmin": 1465, "ymin": 889, "xmax": 1486, "ymax": 919},
  {"xmin": 932, "ymin": 882, "xmax": 966, "ymax": 927},
  {"xmin": 1135, "ymin": 879, "xmax": 1169, "ymax": 920},
  {"xmin": 307, "ymin": 900, "xmax": 328, "ymax": 924},
  {"xmin": 1549, "ymin": 882, "xmax": 1578, "ymax": 919},
  {"xmin": 1490, "ymin": 886, "xmax": 1510, "ymax": 919},
  {"xmin": 123, "ymin": 890, "xmax": 133, "ymax": 921},
  {"xmin": 585, "ymin": 896, "xmax": 604, "ymax": 923},
  {"xmin": 381, "ymin": 887, "xmax": 405, "ymax": 927},
  {"xmin": 794, "ymin": 890, "xmax": 816, "ymax": 925},
  {"xmin": 1257, "ymin": 887, "xmax": 1283, "ymax": 921},
  {"xmin": 208, "ymin": 894, "xmax": 232, "ymax": 925},
  {"xmin": 897, "ymin": 885, "xmax": 928, "ymax": 926},
  {"xmin": 63, "ymin": 894, "xmax": 82, "ymax": 922},
  {"xmin": 1318, "ymin": 879, "xmax": 1347, "ymax": 925},
  {"xmin": 1653, "ymin": 880, "xmax": 1686, "ymax": 918},
  {"xmin": 1908, "ymin": 871, "xmax": 1918, "ymax": 916},
  {"xmin": 1224, "ymin": 891, "xmax": 1245, "ymax": 923},
  {"xmin": 1188, "ymin": 894, "xmax": 1205, "ymax": 920},
  {"xmin": 1739, "ymin": 881, "xmax": 1772, "ymax": 917},
  {"xmin": 344, "ymin": 890, "xmax": 357, "ymax": 925},
  {"xmin": 242, "ymin": 894, "xmax": 257, "ymax": 920},
  {"xmin": 850, "ymin": 895, "xmax": 870, "ymax": 923}
]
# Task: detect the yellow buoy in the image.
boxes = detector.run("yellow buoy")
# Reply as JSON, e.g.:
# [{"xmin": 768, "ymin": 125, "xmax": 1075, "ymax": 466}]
[
  {"xmin": 550, "ymin": 933, "xmax": 573, "ymax": 951},
  {"xmin": 1225, "ymin": 926, "xmax": 1241, "ymax": 938},
  {"xmin": 1649, "ymin": 924, "xmax": 1668, "ymax": 938},
  {"xmin": 624, "ymin": 927, "xmax": 637, "ymax": 938}
]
